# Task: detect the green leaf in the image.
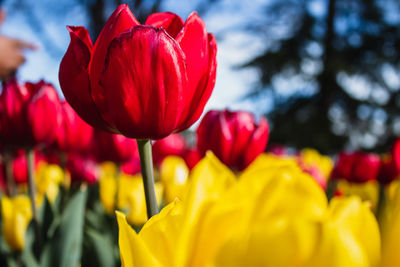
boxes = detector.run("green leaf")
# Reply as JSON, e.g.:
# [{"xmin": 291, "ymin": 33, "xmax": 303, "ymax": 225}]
[
  {"xmin": 82, "ymin": 228, "xmax": 116, "ymax": 267},
  {"xmin": 41, "ymin": 187, "xmax": 87, "ymax": 267}
]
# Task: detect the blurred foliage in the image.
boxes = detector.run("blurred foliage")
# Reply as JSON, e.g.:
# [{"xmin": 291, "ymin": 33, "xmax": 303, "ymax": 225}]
[{"xmin": 243, "ymin": 0, "xmax": 400, "ymax": 153}]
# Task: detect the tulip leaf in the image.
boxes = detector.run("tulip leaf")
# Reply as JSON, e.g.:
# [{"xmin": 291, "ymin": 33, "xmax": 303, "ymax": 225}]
[
  {"xmin": 38, "ymin": 196, "xmax": 55, "ymax": 242},
  {"xmin": 82, "ymin": 228, "xmax": 117, "ymax": 267},
  {"xmin": 40, "ymin": 187, "xmax": 87, "ymax": 267}
]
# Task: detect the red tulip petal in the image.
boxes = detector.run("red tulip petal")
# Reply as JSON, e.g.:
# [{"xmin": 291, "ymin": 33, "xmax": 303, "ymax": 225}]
[
  {"xmin": 243, "ymin": 117, "xmax": 269, "ymax": 169},
  {"xmin": 27, "ymin": 84, "xmax": 62, "ymax": 145},
  {"xmin": 100, "ymin": 26, "xmax": 187, "ymax": 139},
  {"xmin": 228, "ymin": 112, "xmax": 256, "ymax": 168},
  {"xmin": 392, "ymin": 138, "xmax": 400, "ymax": 170},
  {"xmin": 197, "ymin": 110, "xmax": 233, "ymax": 166},
  {"xmin": 145, "ymin": 12, "xmax": 184, "ymax": 38},
  {"xmin": 178, "ymin": 33, "xmax": 217, "ymax": 130},
  {"xmin": 176, "ymin": 12, "xmax": 209, "ymax": 87},
  {"xmin": 89, "ymin": 4, "xmax": 139, "ymax": 119},
  {"xmin": 59, "ymin": 26, "xmax": 114, "ymax": 132}
]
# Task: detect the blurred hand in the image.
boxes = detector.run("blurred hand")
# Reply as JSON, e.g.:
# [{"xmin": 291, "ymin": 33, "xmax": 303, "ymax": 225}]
[{"xmin": 0, "ymin": 9, "xmax": 36, "ymax": 80}]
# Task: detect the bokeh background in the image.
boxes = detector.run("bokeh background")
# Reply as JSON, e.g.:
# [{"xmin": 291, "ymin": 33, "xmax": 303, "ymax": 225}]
[{"xmin": 2, "ymin": 0, "xmax": 400, "ymax": 153}]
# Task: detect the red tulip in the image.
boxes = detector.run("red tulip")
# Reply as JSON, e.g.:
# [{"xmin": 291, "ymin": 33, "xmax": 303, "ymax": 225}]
[
  {"xmin": 57, "ymin": 101, "xmax": 93, "ymax": 153},
  {"xmin": 378, "ymin": 155, "xmax": 397, "ymax": 185},
  {"xmin": 12, "ymin": 149, "xmax": 44, "ymax": 184},
  {"xmin": 331, "ymin": 152, "xmax": 380, "ymax": 183},
  {"xmin": 92, "ymin": 129, "xmax": 138, "ymax": 163},
  {"xmin": 391, "ymin": 137, "xmax": 400, "ymax": 172},
  {"xmin": 59, "ymin": 4, "xmax": 217, "ymax": 140},
  {"xmin": 67, "ymin": 153, "xmax": 99, "ymax": 184},
  {"xmin": 152, "ymin": 134, "xmax": 188, "ymax": 165},
  {"xmin": 378, "ymin": 139, "xmax": 400, "ymax": 184},
  {"xmin": 267, "ymin": 144, "xmax": 289, "ymax": 156},
  {"xmin": 121, "ymin": 157, "xmax": 141, "ymax": 175},
  {"xmin": 197, "ymin": 110, "xmax": 269, "ymax": 171},
  {"xmin": 331, "ymin": 152, "xmax": 356, "ymax": 180},
  {"xmin": 183, "ymin": 148, "xmax": 202, "ymax": 170},
  {"xmin": 0, "ymin": 79, "xmax": 62, "ymax": 147}
]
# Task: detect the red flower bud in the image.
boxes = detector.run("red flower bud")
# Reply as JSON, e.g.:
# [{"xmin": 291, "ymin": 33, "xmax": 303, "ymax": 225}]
[
  {"xmin": 91, "ymin": 129, "xmax": 138, "ymax": 163},
  {"xmin": 152, "ymin": 134, "xmax": 188, "ymax": 165},
  {"xmin": 197, "ymin": 110, "xmax": 269, "ymax": 171},
  {"xmin": 12, "ymin": 149, "xmax": 44, "ymax": 184},
  {"xmin": 57, "ymin": 101, "xmax": 93, "ymax": 153},
  {"xmin": 0, "ymin": 79, "xmax": 62, "ymax": 147},
  {"xmin": 378, "ymin": 138, "xmax": 400, "ymax": 184},
  {"xmin": 67, "ymin": 153, "xmax": 99, "ymax": 184},
  {"xmin": 332, "ymin": 152, "xmax": 380, "ymax": 183},
  {"xmin": 59, "ymin": 5, "xmax": 217, "ymax": 139},
  {"xmin": 121, "ymin": 157, "xmax": 141, "ymax": 175}
]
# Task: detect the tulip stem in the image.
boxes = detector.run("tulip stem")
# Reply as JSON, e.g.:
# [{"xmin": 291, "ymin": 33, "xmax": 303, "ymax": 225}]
[
  {"xmin": 326, "ymin": 179, "xmax": 337, "ymax": 201},
  {"xmin": 376, "ymin": 183, "xmax": 386, "ymax": 224},
  {"xmin": 3, "ymin": 151, "xmax": 16, "ymax": 197},
  {"xmin": 26, "ymin": 148, "xmax": 41, "ymax": 250},
  {"xmin": 137, "ymin": 139, "xmax": 158, "ymax": 218}
]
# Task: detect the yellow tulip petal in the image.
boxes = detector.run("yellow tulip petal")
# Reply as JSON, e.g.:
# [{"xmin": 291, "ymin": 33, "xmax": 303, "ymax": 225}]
[
  {"xmin": 175, "ymin": 152, "xmax": 236, "ymax": 267},
  {"xmin": 381, "ymin": 185, "xmax": 400, "ymax": 267},
  {"xmin": 160, "ymin": 156, "xmax": 189, "ymax": 203},
  {"xmin": 99, "ymin": 175, "xmax": 116, "ymax": 214},
  {"xmin": 124, "ymin": 175, "xmax": 164, "ymax": 226},
  {"xmin": 1, "ymin": 195, "xmax": 32, "ymax": 251},
  {"xmin": 139, "ymin": 200, "xmax": 183, "ymax": 266},
  {"xmin": 307, "ymin": 223, "xmax": 369, "ymax": 267},
  {"xmin": 337, "ymin": 180, "xmax": 379, "ymax": 210},
  {"xmin": 116, "ymin": 211, "xmax": 161, "ymax": 267},
  {"xmin": 215, "ymin": 218, "xmax": 319, "ymax": 267},
  {"xmin": 328, "ymin": 197, "xmax": 380, "ymax": 266}
]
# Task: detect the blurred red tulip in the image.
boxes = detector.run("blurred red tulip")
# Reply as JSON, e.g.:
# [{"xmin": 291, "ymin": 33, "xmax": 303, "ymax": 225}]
[
  {"xmin": 57, "ymin": 101, "xmax": 93, "ymax": 153},
  {"xmin": 332, "ymin": 152, "xmax": 380, "ymax": 183},
  {"xmin": 267, "ymin": 144, "xmax": 289, "ymax": 156},
  {"xmin": 378, "ymin": 155, "xmax": 397, "ymax": 185},
  {"xmin": 152, "ymin": 134, "xmax": 188, "ymax": 165},
  {"xmin": 183, "ymin": 148, "xmax": 202, "ymax": 170},
  {"xmin": 197, "ymin": 110, "xmax": 269, "ymax": 171},
  {"xmin": 92, "ymin": 129, "xmax": 138, "ymax": 164},
  {"xmin": 121, "ymin": 156, "xmax": 141, "ymax": 175},
  {"xmin": 0, "ymin": 78, "xmax": 62, "ymax": 147},
  {"xmin": 0, "ymin": 161, "xmax": 6, "ymax": 193},
  {"xmin": 378, "ymin": 138, "xmax": 400, "ymax": 184},
  {"xmin": 12, "ymin": 149, "xmax": 44, "ymax": 184},
  {"xmin": 59, "ymin": 4, "xmax": 217, "ymax": 140},
  {"xmin": 67, "ymin": 153, "xmax": 99, "ymax": 184}
]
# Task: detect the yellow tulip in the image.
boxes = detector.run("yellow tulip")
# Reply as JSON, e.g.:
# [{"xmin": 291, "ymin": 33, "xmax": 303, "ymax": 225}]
[
  {"xmin": 380, "ymin": 184, "xmax": 400, "ymax": 267},
  {"xmin": 116, "ymin": 152, "xmax": 380, "ymax": 267},
  {"xmin": 300, "ymin": 148, "xmax": 333, "ymax": 180},
  {"xmin": 1, "ymin": 195, "xmax": 32, "ymax": 251},
  {"xmin": 35, "ymin": 162, "xmax": 64, "ymax": 205},
  {"xmin": 99, "ymin": 162, "xmax": 164, "ymax": 225},
  {"xmin": 306, "ymin": 196, "xmax": 380, "ymax": 267},
  {"xmin": 160, "ymin": 156, "xmax": 189, "ymax": 203},
  {"xmin": 121, "ymin": 174, "xmax": 164, "ymax": 226},
  {"xmin": 337, "ymin": 180, "xmax": 379, "ymax": 211}
]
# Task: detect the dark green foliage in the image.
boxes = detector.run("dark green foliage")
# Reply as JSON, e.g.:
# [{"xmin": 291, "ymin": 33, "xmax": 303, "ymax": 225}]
[{"xmin": 243, "ymin": 0, "xmax": 400, "ymax": 152}]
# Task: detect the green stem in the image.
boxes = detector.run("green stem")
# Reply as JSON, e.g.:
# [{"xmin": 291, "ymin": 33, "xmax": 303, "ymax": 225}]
[
  {"xmin": 326, "ymin": 178, "xmax": 338, "ymax": 202},
  {"xmin": 26, "ymin": 148, "xmax": 41, "ymax": 250},
  {"xmin": 3, "ymin": 151, "xmax": 16, "ymax": 196},
  {"xmin": 58, "ymin": 152, "xmax": 68, "ymax": 187},
  {"xmin": 376, "ymin": 183, "xmax": 386, "ymax": 224},
  {"xmin": 137, "ymin": 139, "xmax": 158, "ymax": 218}
]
